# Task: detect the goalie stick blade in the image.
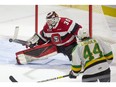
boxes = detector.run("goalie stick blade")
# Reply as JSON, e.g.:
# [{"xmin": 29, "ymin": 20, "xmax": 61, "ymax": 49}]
[{"xmin": 9, "ymin": 76, "xmax": 18, "ymax": 82}]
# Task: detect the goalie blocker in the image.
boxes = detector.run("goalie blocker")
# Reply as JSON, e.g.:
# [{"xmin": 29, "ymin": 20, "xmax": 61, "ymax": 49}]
[{"xmin": 16, "ymin": 43, "xmax": 57, "ymax": 64}]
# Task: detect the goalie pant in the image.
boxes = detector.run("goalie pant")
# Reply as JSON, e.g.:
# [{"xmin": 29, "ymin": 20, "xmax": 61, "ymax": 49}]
[{"xmin": 16, "ymin": 43, "xmax": 57, "ymax": 64}]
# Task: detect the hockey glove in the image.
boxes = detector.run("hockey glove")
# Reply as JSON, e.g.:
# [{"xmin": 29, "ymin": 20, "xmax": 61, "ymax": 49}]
[
  {"xmin": 69, "ymin": 70, "xmax": 77, "ymax": 79},
  {"xmin": 27, "ymin": 34, "xmax": 39, "ymax": 46},
  {"xmin": 27, "ymin": 33, "xmax": 40, "ymax": 48}
]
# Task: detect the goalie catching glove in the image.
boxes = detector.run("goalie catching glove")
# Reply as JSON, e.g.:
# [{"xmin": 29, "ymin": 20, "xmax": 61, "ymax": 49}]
[{"xmin": 26, "ymin": 33, "xmax": 40, "ymax": 48}]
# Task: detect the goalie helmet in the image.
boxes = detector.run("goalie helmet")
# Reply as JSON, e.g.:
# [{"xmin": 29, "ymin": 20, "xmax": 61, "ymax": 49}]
[
  {"xmin": 78, "ymin": 28, "xmax": 89, "ymax": 40},
  {"xmin": 46, "ymin": 11, "xmax": 59, "ymax": 28}
]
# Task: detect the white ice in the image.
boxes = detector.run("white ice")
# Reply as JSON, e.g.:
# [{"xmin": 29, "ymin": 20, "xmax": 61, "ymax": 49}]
[{"xmin": 0, "ymin": 5, "xmax": 116, "ymax": 84}]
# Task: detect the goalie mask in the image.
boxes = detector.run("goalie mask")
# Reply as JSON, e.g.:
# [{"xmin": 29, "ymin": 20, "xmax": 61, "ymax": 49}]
[
  {"xmin": 78, "ymin": 28, "xmax": 89, "ymax": 40},
  {"xmin": 46, "ymin": 11, "xmax": 59, "ymax": 28}
]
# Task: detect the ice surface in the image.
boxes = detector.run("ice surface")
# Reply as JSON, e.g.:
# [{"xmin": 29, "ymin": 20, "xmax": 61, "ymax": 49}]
[{"xmin": 0, "ymin": 5, "xmax": 116, "ymax": 83}]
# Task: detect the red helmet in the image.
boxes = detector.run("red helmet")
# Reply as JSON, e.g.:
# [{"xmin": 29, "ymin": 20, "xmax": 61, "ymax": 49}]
[
  {"xmin": 46, "ymin": 11, "xmax": 59, "ymax": 28},
  {"xmin": 46, "ymin": 11, "xmax": 59, "ymax": 19}
]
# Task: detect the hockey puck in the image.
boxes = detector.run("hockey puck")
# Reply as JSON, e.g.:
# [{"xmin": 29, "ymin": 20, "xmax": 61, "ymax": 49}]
[{"xmin": 9, "ymin": 38, "xmax": 13, "ymax": 42}]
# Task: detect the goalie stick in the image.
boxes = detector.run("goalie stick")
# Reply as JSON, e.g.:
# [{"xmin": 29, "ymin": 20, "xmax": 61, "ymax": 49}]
[
  {"xmin": 9, "ymin": 38, "xmax": 28, "ymax": 46},
  {"xmin": 9, "ymin": 71, "xmax": 84, "ymax": 83},
  {"xmin": 9, "ymin": 26, "xmax": 28, "ymax": 45}
]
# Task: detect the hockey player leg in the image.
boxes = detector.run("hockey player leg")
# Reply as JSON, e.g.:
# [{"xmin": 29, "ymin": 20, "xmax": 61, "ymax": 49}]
[
  {"xmin": 98, "ymin": 68, "xmax": 111, "ymax": 82},
  {"xmin": 82, "ymin": 75, "xmax": 97, "ymax": 82}
]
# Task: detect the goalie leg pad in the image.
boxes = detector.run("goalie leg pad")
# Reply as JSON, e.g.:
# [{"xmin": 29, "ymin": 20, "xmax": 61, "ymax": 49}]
[
  {"xmin": 16, "ymin": 54, "xmax": 42, "ymax": 64},
  {"xmin": 16, "ymin": 43, "xmax": 57, "ymax": 64},
  {"xmin": 16, "ymin": 54, "xmax": 27, "ymax": 64}
]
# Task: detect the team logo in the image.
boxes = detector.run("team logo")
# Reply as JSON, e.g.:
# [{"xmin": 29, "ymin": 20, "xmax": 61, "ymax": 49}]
[{"xmin": 51, "ymin": 34, "xmax": 62, "ymax": 45}]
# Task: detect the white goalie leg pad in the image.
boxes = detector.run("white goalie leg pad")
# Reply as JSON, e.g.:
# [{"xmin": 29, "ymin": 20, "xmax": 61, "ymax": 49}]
[
  {"xmin": 17, "ymin": 51, "xmax": 57, "ymax": 64},
  {"xmin": 17, "ymin": 54, "xmax": 37, "ymax": 64},
  {"xmin": 17, "ymin": 54, "xmax": 27, "ymax": 64}
]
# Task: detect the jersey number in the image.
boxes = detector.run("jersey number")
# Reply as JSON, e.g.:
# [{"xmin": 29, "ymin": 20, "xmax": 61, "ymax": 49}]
[
  {"xmin": 83, "ymin": 43, "xmax": 103, "ymax": 62},
  {"xmin": 64, "ymin": 18, "xmax": 71, "ymax": 25}
]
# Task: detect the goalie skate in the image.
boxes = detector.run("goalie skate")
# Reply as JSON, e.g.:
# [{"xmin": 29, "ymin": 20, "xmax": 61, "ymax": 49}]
[{"xmin": 16, "ymin": 43, "xmax": 57, "ymax": 64}]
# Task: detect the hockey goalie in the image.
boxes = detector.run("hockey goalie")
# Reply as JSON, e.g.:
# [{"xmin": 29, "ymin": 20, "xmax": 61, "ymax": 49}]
[
  {"xmin": 15, "ymin": 11, "xmax": 82, "ymax": 64},
  {"xmin": 15, "ymin": 34, "xmax": 57, "ymax": 64}
]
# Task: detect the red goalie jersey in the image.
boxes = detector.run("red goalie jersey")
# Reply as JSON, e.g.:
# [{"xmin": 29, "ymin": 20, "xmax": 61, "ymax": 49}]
[{"xmin": 39, "ymin": 17, "xmax": 82, "ymax": 46}]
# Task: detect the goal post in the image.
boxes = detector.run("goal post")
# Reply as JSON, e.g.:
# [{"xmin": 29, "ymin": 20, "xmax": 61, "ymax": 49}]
[
  {"xmin": 89, "ymin": 5, "xmax": 92, "ymax": 38},
  {"xmin": 35, "ymin": 5, "xmax": 38, "ymax": 34}
]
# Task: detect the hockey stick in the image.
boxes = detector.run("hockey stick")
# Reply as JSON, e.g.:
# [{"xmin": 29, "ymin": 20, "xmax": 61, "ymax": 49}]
[
  {"xmin": 9, "ymin": 75, "xmax": 69, "ymax": 83},
  {"xmin": 9, "ymin": 26, "xmax": 28, "ymax": 45},
  {"xmin": 37, "ymin": 74, "xmax": 69, "ymax": 83},
  {"xmin": 13, "ymin": 26, "xmax": 19, "ymax": 39},
  {"xmin": 9, "ymin": 26, "xmax": 19, "ymax": 42},
  {"xmin": 34, "ymin": 71, "xmax": 83, "ymax": 83},
  {"xmin": 9, "ymin": 71, "xmax": 84, "ymax": 83},
  {"xmin": 9, "ymin": 38, "xmax": 28, "ymax": 45},
  {"xmin": 37, "ymin": 71, "xmax": 83, "ymax": 83},
  {"xmin": 9, "ymin": 76, "xmax": 18, "ymax": 82}
]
